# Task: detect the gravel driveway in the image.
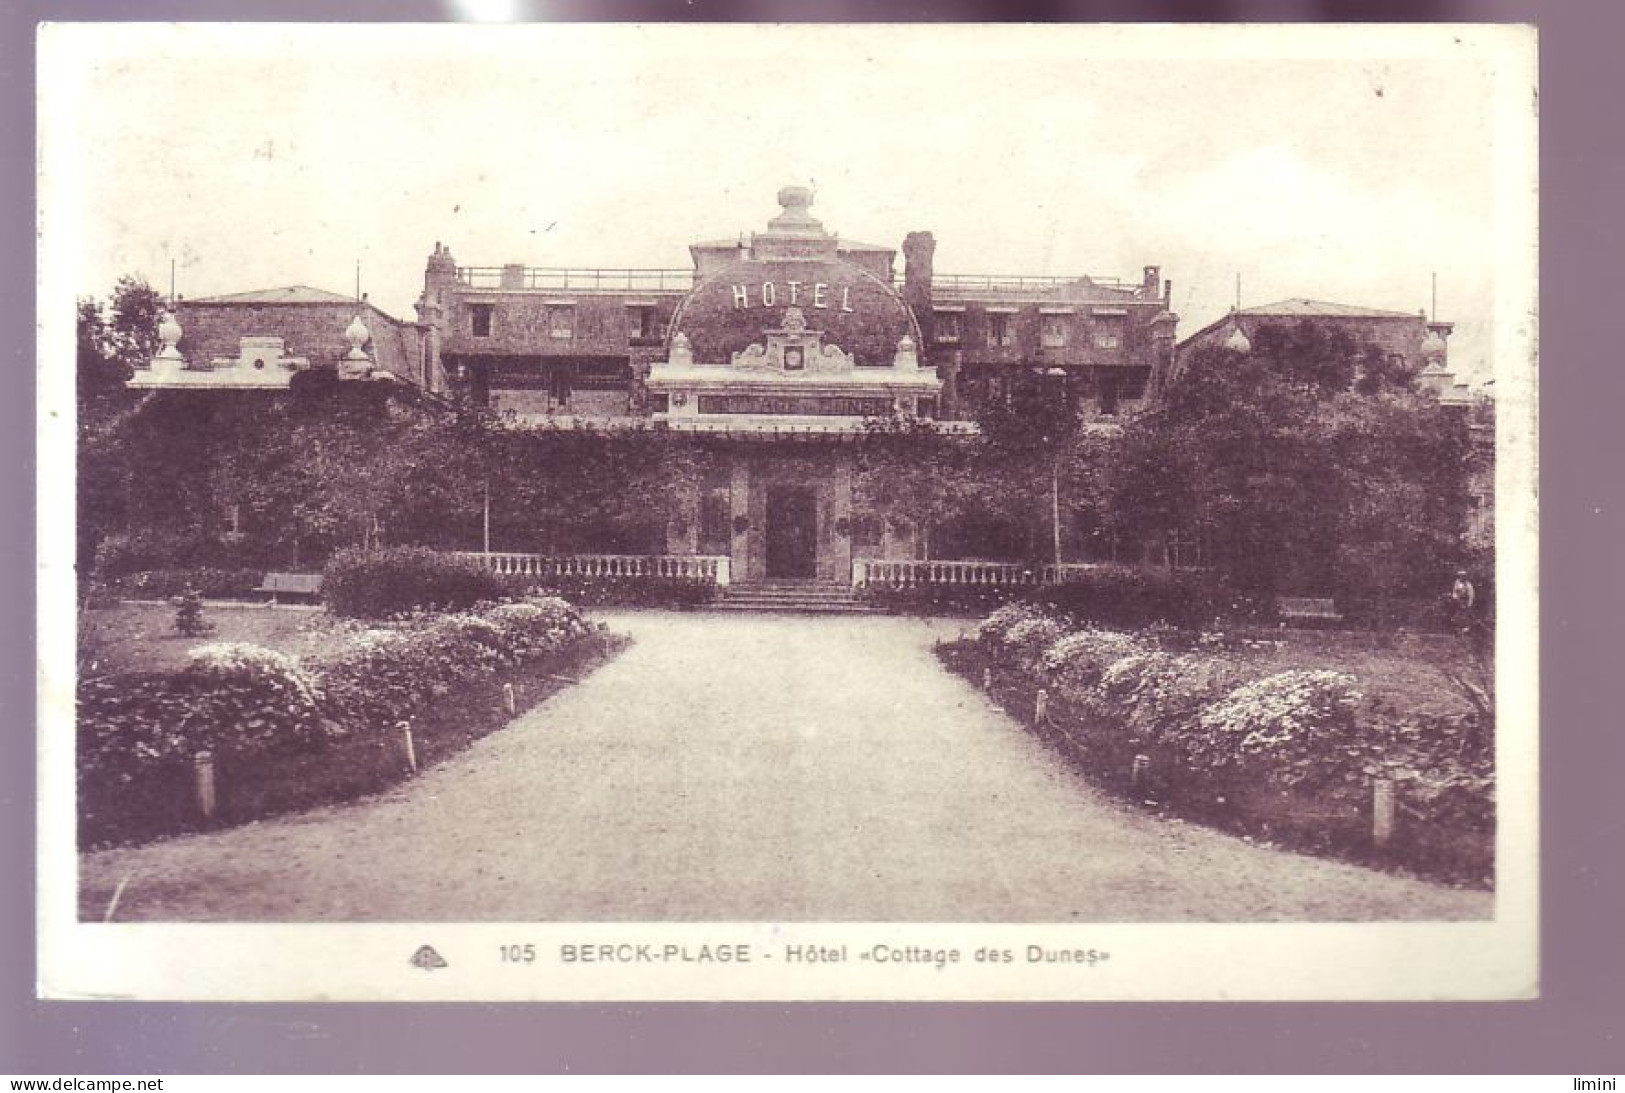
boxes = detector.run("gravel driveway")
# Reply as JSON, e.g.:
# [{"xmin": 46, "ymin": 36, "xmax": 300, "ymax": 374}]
[{"xmin": 79, "ymin": 610, "xmax": 1491, "ymax": 922}]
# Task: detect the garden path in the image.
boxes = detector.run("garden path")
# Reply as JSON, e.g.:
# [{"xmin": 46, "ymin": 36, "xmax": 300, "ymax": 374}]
[{"xmin": 79, "ymin": 610, "xmax": 1492, "ymax": 922}]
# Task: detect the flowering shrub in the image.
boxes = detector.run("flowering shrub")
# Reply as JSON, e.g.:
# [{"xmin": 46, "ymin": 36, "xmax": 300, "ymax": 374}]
[
  {"xmin": 184, "ymin": 642, "xmax": 317, "ymax": 699},
  {"xmin": 1092, "ymin": 651, "xmax": 1236, "ymax": 743},
  {"xmin": 79, "ymin": 597, "xmax": 599, "ymax": 791},
  {"xmin": 1040, "ymin": 629, "xmax": 1147, "ymax": 698},
  {"xmin": 1190, "ymin": 670, "xmax": 1362, "ymax": 783},
  {"xmin": 78, "ymin": 643, "xmax": 327, "ymax": 779},
  {"xmin": 1000, "ymin": 617, "xmax": 1067, "ymax": 669},
  {"xmin": 975, "ymin": 603, "xmax": 1050, "ymax": 645}
]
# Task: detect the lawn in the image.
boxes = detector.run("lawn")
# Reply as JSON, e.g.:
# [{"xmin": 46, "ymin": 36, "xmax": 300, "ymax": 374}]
[
  {"xmin": 1201, "ymin": 627, "xmax": 1483, "ymax": 719},
  {"xmin": 79, "ymin": 602, "xmax": 364, "ymax": 676}
]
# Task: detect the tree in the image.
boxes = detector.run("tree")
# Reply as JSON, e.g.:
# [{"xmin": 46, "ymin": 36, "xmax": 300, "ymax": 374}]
[
  {"xmin": 76, "ymin": 278, "xmax": 167, "ymax": 582},
  {"xmin": 1109, "ymin": 319, "xmax": 1472, "ymax": 604},
  {"xmin": 854, "ymin": 420, "xmax": 1021, "ymax": 562},
  {"xmin": 971, "ymin": 368, "xmax": 1096, "ymax": 567}
]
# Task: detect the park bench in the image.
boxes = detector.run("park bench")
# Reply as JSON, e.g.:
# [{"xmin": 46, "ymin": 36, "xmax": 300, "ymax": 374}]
[
  {"xmin": 1276, "ymin": 596, "xmax": 1343, "ymax": 627},
  {"xmin": 255, "ymin": 572, "xmax": 324, "ymax": 605}
]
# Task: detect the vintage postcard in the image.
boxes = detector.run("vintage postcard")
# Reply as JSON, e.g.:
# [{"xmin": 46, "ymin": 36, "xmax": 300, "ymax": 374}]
[{"xmin": 36, "ymin": 22, "xmax": 1538, "ymax": 1001}]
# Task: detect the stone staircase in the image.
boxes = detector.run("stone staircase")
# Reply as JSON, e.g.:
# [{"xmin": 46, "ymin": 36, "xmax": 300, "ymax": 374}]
[{"xmin": 713, "ymin": 580, "xmax": 878, "ymax": 614}]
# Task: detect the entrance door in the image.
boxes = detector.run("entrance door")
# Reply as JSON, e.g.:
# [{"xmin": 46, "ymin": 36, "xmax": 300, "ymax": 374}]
[{"xmin": 765, "ymin": 486, "xmax": 818, "ymax": 579}]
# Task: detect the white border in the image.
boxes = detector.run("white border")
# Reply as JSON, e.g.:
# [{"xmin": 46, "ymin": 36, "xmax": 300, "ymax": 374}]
[{"xmin": 36, "ymin": 22, "xmax": 1539, "ymax": 1002}]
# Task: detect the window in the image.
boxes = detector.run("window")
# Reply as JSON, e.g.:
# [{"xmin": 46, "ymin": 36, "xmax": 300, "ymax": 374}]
[
  {"xmin": 548, "ymin": 365, "xmax": 571, "ymax": 406},
  {"xmin": 934, "ymin": 311, "xmax": 961, "ymax": 343},
  {"xmin": 915, "ymin": 396, "xmax": 938, "ymax": 419},
  {"xmin": 647, "ymin": 392, "xmax": 670, "ymax": 414},
  {"xmin": 549, "ymin": 306, "xmax": 575, "ymax": 340},
  {"xmin": 630, "ymin": 306, "xmax": 660, "ymax": 341},
  {"xmin": 1041, "ymin": 315, "xmax": 1069, "ymax": 348},
  {"xmin": 470, "ymin": 304, "xmax": 493, "ymax": 337},
  {"xmin": 1094, "ymin": 331, "xmax": 1121, "ymax": 350},
  {"xmin": 987, "ymin": 313, "xmax": 1013, "ymax": 348}
]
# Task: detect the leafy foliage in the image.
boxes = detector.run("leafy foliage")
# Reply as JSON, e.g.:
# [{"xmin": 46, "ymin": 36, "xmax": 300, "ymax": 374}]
[
  {"xmin": 78, "ymin": 596, "xmax": 598, "ymax": 843},
  {"xmin": 322, "ymin": 546, "xmax": 514, "ymax": 619},
  {"xmin": 1191, "ymin": 669, "xmax": 1363, "ymax": 784},
  {"xmin": 966, "ymin": 604, "xmax": 1493, "ymax": 855},
  {"xmin": 530, "ymin": 574, "xmax": 718, "ymax": 608},
  {"xmin": 1108, "ymin": 319, "xmax": 1473, "ymax": 604},
  {"xmin": 94, "ymin": 567, "xmax": 265, "ymax": 602},
  {"xmin": 1040, "ymin": 629, "xmax": 1149, "ymax": 694}
]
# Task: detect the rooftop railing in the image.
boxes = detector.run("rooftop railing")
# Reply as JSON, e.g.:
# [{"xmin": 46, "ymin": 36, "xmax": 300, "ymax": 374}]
[
  {"xmin": 917, "ymin": 273, "xmax": 1140, "ymax": 295},
  {"xmin": 455, "ymin": 267, "xmax": 695, "ymax": 293}
]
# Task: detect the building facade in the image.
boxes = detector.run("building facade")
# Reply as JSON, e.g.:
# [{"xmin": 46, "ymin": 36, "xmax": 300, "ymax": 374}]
[
  {"xmin": 131, "ymin": 285, "xmax": 439, "ymax": 392},
  {"xmin": 1174, "ymin": 298, "xmax": 1472, "ymax": 404},
  {"xmin": 407, "ymin": 186, "xmax": 1177, "ymax": 580},
  {"xmin": 121, "ymin": 187, "xmax": 1486, "ymax": 588}
]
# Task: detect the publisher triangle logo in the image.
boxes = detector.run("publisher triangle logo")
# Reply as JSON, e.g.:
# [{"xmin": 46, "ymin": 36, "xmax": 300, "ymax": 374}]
[{"xmin": 410, "ymin": 944, "xmax": 448, "ymax": 971}]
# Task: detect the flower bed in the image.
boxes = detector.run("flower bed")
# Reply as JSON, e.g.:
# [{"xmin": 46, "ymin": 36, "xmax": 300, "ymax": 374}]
[
  {"xmin": 77, "ymin": 596, "xmax": 623, "ymax": 848},
  {"xmin": 938, "ymin": 607, "xmax": 1494, "ymax": 886}
]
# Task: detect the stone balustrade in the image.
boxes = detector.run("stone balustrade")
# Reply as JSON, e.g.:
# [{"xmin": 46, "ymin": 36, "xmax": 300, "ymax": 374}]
[
  {"xmin": 460, "ymin": 552, "xmax": 731, "ymax": 586},
  {"xmin": 852, "ymin": 559, "xmax": 1102, "ymax": 587}
]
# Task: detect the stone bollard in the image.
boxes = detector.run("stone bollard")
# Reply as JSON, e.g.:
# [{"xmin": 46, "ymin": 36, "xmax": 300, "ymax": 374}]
[
  {"xmin": 1131, "ymin": 754, "xmax": 1151, "ymax": 790},
  {"xmin": 1034, "ymin": 689, "xmax": 1048, "ymax": 726},
  {"xmin": 399, "ymin": 721, "xmax": 418, "ymax": 775},
  {"xmin": 193, "ymin": 751, "xmax": 217, "ymax": 821},
  {"xmin": 503, "ymin": 682, "xmax": 517, "ymax": 716},
  {"xmin": 1372, "ymin": 778, "xmax": 1396, "ymax": 849}
]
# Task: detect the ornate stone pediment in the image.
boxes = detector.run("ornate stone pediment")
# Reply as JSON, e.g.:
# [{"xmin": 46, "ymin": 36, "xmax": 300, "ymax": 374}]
[{"xmin": 729, "ymin": 307, "xmax": 854, "ymax": 374}]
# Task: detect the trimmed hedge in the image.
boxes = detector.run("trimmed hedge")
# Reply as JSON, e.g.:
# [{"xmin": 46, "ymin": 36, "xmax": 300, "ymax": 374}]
[
  {"xmin": 1027, "ymin": 566, "xmax": 1269, "ymax": 629},
  {"xmin": 322, "ymin": 547, "xmax": 516, "ymax": 618},
  {"xmin": 532, "ymin": 575, "xmax": 718, "ymax": 609},
  {"xmin": 862, "ymin": 565, "xmax": 1271, "ymax": 628}
]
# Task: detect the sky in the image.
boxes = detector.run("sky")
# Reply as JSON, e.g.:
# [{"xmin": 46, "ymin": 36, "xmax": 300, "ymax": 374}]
[{"xmin": 41, "ymin": 23, "xmax": 1535, "ymax": 384}]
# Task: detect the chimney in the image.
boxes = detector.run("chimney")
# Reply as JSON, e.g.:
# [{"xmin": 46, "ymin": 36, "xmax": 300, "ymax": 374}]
[
  {"xmin": 1143, "ymin": 265, "xmax": 1161, "ymax": 297},
  {"xmin": 902, "ymin": 231, "xmax": 937, "ymax": 341}
]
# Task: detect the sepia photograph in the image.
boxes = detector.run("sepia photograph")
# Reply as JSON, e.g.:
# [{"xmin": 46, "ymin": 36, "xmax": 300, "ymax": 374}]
[{"xmin": 35, "ymin": 21, "xmax": 1538, "ymax": 1002}]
